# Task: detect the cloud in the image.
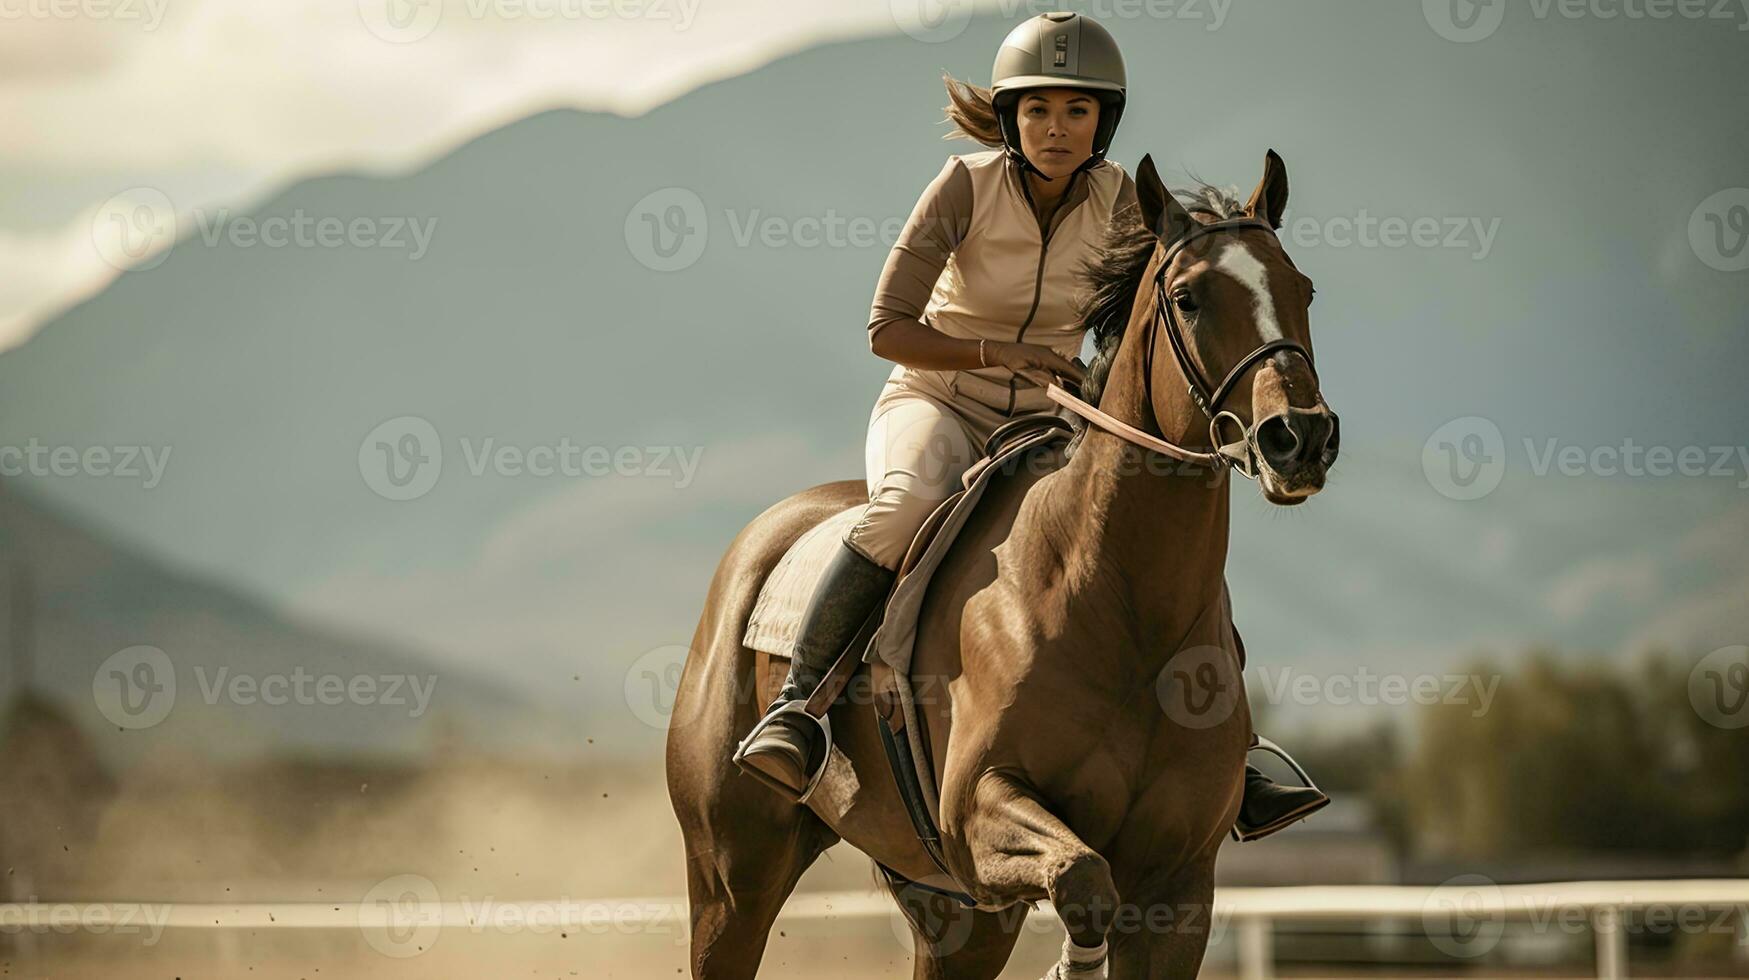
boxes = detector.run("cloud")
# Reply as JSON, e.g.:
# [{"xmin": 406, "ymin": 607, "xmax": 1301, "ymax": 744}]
[{"xmin": 0, "ymin": 0, "xmax": 969, "ymax": 350}]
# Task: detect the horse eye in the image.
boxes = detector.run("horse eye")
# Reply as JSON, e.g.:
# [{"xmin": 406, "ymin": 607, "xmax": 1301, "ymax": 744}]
[{"xmin": 1173, "ymin": 291, "xmax": 1198, "ymax": 313}]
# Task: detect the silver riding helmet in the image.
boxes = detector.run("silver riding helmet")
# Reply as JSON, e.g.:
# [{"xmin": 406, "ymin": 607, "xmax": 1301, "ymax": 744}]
[{"xmin": 989, "ymin": 11, "xmax": 1127, "ymax": 180}]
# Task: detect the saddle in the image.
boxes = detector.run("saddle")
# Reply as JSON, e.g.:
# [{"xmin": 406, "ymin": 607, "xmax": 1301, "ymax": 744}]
[{"xmin": 741, "ymin": 412, "xmax": 1073, "ymax": 905}]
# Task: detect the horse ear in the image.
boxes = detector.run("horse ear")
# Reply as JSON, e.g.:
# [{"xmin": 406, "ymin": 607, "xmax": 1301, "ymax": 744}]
[
  {"xmin": 1244, "ymin": 149, "xmax": 1289, "ymax": 230},
  {"xmin": 1136, "ymin": 153, "xmax": 1193, "ymax": 244}
]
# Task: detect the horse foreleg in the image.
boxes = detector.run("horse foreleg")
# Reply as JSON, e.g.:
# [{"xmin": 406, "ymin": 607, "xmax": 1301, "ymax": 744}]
[
  {"xmin": 1102, "ymin": 856, "xmax": 1218, "ymax": 980},
  {"xmin": 957, "ymin": 770, "xmax": 1118, "ymax": 978},
  {"xmin": 886, "ymin": 876, "xmax": 1028, "ymax": 980}
]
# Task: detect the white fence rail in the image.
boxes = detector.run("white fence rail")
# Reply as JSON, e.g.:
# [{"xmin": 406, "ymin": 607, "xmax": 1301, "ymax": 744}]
[{"xmin": 2, "ymin": 879, "xmax": 1745, "ymax": 978}]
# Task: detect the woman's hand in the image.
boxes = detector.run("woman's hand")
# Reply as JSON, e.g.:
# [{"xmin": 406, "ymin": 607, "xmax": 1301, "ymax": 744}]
[{"xmin": 989, "ymin": 342, "xmax": 1087, "ymax": 390}]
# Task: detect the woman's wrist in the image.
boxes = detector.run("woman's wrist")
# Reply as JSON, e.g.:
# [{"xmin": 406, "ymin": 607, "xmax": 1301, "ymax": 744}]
[{"xmin": 981, "ymin": 340, "xmax": 1008, "ymax": 370}]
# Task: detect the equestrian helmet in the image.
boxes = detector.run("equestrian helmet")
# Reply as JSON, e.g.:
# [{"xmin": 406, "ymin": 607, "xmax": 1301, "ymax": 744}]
[{"xmin": 990, "ymin": 12, "xmax": 1127, "ymax": 174}]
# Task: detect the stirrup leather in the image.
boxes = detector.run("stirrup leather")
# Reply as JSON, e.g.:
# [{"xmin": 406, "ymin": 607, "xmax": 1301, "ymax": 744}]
[{"xmin": 732, "ymin": 701, "xmax": 834, "ymax": 804}]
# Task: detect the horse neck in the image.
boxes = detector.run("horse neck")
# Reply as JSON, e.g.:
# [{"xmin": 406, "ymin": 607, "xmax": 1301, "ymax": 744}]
[{"xmin": 1037, "ymin": 271, "xmax": 1233, "ymax": 639}]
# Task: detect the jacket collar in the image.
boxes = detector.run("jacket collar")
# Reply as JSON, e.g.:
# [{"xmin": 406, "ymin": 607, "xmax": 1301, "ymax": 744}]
[{"xmin": 1007, "ymin": 152, "xmax": 1097, "ymax": 231}]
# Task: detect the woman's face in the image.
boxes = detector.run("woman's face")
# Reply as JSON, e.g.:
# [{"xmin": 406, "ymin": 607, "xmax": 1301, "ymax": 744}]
[{"xmin": 1015, "ymin": 87, "xmax": 1100, "ymax": 180}]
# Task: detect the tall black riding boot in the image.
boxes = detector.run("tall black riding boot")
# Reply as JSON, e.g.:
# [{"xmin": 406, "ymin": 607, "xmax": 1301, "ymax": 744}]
[{"xmin": 734, "ymin": 540, "xmax": 895, "ymax": 801}]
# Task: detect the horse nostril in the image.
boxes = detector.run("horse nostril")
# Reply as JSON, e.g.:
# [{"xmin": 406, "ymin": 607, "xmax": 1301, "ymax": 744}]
[
  {"xmin": 1322, "ymin": 413, "xmax": 1341, "ymax": 463},
  {"xmin": 1256, "ymin": 415, "xmax": 1300, "ymax": 467}
]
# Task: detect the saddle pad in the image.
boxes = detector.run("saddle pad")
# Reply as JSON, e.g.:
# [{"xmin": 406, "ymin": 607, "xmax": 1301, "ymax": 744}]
[{"xmin": 742, "ymin": 504, "xmax": 864, "ymax": 659}]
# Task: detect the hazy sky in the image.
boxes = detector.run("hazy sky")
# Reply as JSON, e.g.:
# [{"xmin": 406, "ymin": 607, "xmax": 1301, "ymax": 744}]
[
  {"xmin": 4, "ymin": 0, "xmax": 1745, "ymax": 737},
  {"xmin": 0, "ymin": 0, "xmax": 996, "ymax": 348}
]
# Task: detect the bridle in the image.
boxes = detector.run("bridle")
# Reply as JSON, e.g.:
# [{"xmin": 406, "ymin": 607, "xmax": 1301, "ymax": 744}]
[{"xmin": 1048, "ymin": 215, "xmax": 1319, "ymax": 480}]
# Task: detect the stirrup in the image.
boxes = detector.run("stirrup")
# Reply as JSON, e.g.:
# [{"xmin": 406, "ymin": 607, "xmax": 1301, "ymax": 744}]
[
  {"xmin": 1229, "ymin": 734, "xmax": 1327, "ymax": 843},
  {"xmin": 732, "ymin": 700, "xmax": 834, "ymax": 805},
  {"xmin": 1252, "ymin": 734, "xmax": 1319, "ymax": 786}
]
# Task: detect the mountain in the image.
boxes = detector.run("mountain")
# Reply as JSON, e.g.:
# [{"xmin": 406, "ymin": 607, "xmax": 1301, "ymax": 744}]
[
  {"xmin": 0, "ymin": 482, "xmax": 571, "ymax": 765},
  {"xmin": 0, "ymin": 6, "xmax": 1744, "ymax": 750}
]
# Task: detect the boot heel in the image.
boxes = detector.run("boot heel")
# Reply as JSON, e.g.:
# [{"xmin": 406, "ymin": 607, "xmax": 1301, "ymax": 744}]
[{"xmin": 733, "ymin": 701, "xmax": 834, "ymax": 804}]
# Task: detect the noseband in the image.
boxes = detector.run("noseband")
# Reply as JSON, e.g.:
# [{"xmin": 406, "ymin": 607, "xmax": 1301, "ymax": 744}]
[{"xmin": 1049, "ymin": 216, "xmax": 1319, "ymax": 479}]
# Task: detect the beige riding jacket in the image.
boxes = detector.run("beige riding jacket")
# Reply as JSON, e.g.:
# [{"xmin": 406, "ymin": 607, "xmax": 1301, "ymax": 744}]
[{"xmin": 868, "ymin": 148, "xmax": 1138, "ymax": 418}]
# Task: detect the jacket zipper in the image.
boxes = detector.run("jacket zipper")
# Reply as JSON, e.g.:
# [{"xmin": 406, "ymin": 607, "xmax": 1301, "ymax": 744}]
[{"xmin": 1006, "ymin": 169, "xmax": 1077, "ymax": 416}]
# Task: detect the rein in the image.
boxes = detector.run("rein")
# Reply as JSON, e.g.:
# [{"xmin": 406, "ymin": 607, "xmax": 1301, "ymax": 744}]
[{"xmin": 1048, "ymin": 216, "xmax": 1318, "ymax": 480}]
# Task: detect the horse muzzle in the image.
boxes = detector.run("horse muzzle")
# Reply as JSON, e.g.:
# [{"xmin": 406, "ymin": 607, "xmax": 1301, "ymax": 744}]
[{"xmin": 1232, "ymin": 405, "xmax": 1340, "ymax": 503}]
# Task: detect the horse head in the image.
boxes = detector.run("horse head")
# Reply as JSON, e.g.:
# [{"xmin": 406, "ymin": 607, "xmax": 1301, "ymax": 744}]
[{"xmin": 1130, "ymin": 149, "xmax": 1339, "ymax": 503}]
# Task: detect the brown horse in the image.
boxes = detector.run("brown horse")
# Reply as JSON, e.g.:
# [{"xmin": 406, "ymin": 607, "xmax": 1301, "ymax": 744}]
[{"xmin": 666, "ymin": 150, "xmax": 1338, "ymax": 979}]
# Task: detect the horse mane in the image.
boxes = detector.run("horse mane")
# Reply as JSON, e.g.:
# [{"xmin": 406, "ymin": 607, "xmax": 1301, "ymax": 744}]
[{"xmin": 1065, "ymin": 181, "xmax": 1246, "ymax": 455}]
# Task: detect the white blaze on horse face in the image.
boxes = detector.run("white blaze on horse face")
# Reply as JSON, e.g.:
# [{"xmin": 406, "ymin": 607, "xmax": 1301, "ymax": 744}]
[{"xmin": 1213, "ymin": 239, "xmax": 1285, "ymax": 343}]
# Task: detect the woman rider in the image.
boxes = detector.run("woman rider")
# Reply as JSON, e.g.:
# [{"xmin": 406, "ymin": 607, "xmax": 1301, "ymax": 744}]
[{"xmin": 737, "ymin": 12, "xmax": 1329, "ymax": 841}]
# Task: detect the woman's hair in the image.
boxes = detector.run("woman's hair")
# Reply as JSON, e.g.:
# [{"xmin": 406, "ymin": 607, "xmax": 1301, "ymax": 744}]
[{"xmin": 941, "ymin": 72, "xmax": 1004, "ymax": 147}]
